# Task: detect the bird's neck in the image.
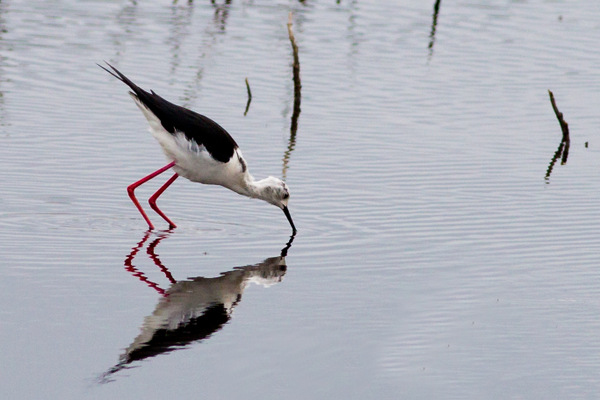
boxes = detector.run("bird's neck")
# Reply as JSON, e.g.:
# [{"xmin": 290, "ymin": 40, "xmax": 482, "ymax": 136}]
[
  {"xmin": 228, "ymin": 172, "xmax": 275, "ymax": 204},
  {"xmin": 241, "ymin": 176, "xmax": 270, "ymax": 200}
]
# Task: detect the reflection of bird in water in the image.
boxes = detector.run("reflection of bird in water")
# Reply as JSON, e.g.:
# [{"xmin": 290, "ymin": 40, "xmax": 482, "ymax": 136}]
[
  {"xmin": 98, "ymin": 63, "xmax": 296, "ymax": 233},
  {"xmin": 99, "ymin": 232, "xmax": 294, "ymax": 383}
]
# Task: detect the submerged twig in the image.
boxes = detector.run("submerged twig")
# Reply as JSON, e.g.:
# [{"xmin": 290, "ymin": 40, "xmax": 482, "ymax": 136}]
[{"xmin": 244, "ymin": 77, "xmax": 252, "ymax": 116}]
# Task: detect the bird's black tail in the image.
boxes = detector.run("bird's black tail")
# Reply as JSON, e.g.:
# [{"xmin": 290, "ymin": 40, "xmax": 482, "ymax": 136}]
[{"xmin": 97, "ymin": 62, "xmax": 151, "ymax": 101}]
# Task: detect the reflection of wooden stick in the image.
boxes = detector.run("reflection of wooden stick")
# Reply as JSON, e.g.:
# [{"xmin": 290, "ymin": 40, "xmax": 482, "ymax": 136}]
[
  {"xmin": 544, "ymin": 140, "xmax": 565, "ymax": 182},
  {"xmin": 284, "ymin": 12, "xmax": 301, "ymax": 179},
  {"xmin": 244, "ymin": 77, "xmax": 252, "ymax": 116},
  {"xmin": 282, "ymin": 135, "xmax": 295, "ymax": 180},
  {"xmin": 548, "ymin": 90, "xmax": 570, "ymax": 144}
]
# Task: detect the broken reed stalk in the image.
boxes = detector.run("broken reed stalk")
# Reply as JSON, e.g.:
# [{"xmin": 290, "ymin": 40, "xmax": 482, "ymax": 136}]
[
  {"xmin": 428, "ymin": 0, "xmax": 442, "ymax": 57},
  {"xmin": 245, "ymin": 77, "xmax": 252, "ymax": 100},
  {"xmin": 545, "ymin": 90, "xmax": 571, "ymax": 182},
  {"xmin": 548, "ymin": 90, "xmax": 570, "ymax": 165},
  {"xmin": 548, "ymin": 90, "xmax": 570, "ymax": 145},
  {"xmin": 244, "ymin": 77, "xmax": 252, "ymax": 116}
]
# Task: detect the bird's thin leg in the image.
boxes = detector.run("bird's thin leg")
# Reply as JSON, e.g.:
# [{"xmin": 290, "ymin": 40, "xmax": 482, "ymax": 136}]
[
  {"xmin": 149, "ymin": 173, "xmax": 179, "ymax": 229},
  {"xmin": 127, "ymin": 161, "xmax": 176, "ymax": 230}
]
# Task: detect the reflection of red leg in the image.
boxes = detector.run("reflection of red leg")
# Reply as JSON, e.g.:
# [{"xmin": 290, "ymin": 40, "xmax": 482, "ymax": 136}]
[
  {"xmin": 147, "ymin": 236, "xmax": 177, "ymax": 284},
  {"xmin": 124, "ymin": 230, "xmax": 151, "ymax": 266},
  {"xmin": 127, "ymin": 161, "xmax": 176, "ymax": 230},
  {"xmin": 123, "ymin": 231, "xmax": 167, "ymax": 296},
  {"xmin": 149, "ymin": 173, "xmax": 179, "ymax": 229}
]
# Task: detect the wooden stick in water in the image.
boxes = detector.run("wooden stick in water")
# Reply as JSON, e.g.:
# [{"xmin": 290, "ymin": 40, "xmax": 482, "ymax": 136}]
[
  {"xmin": 548, "ymin": 90, "xmax": 570, "ymax": 144},
  {"xmin": 244, "ymin": 77, "xmax": 252, "ymax": 116}
]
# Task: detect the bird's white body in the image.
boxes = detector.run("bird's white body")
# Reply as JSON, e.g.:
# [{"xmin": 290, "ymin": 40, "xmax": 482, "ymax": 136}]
[
  {"xmin": 132, "ymin": 94, "xmax": 289, "ymax": 206},
  {"xmin": 133, "ymin": 94, "xmax": 245, "ymax": 185}
]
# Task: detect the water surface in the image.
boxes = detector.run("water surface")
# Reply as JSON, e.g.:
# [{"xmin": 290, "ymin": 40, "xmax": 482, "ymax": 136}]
[{"xmin": 1, "ymin": 1, "xmax": 600, "ymax": 399}]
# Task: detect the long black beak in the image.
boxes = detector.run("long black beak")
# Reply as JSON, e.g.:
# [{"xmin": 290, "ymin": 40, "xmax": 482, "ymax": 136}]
[{"xmin": 283, "ymin": 206, "xmax": 297, "ymax": 234}]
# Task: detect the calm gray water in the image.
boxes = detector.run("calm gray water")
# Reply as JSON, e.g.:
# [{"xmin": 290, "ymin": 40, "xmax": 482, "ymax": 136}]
[{"xmin": 1, "ymin": 0, "xmax": 600, "ymax": 399}]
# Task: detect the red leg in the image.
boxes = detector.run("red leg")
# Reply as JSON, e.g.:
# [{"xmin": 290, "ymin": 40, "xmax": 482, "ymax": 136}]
[
  {"xmin": 127, "ymin": 161, "xmax": 175, "ymax": 230},
  {"xmin": 149, "ymin": 173, "xmax": 179, "ymax": 229}
]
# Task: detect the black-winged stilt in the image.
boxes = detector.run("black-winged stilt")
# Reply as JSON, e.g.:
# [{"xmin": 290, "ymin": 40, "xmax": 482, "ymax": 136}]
[{"xmin": 99, "ymin": 63, "xmax": 296, "ymax": 233}]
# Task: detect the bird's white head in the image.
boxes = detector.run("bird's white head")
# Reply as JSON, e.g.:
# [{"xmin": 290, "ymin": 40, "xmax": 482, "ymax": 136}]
[
  {"xmin": 253, "ymin": 176, "xmax": 296, "ymax": 233},
  {"xmin": 255, "ymin": 176, "xmax": 290, "ymax": 208}
]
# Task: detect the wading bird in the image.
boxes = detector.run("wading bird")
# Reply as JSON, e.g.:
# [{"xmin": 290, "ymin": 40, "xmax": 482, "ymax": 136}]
[{"xmin": 99, "ymin": 63, "xmax": 296, "ymax": 233}]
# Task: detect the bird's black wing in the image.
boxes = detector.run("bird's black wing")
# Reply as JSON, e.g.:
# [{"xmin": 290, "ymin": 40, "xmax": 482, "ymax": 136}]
[{"xmin": 99, "ymin": 62, "xmax": 239, "ymax": 163}]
